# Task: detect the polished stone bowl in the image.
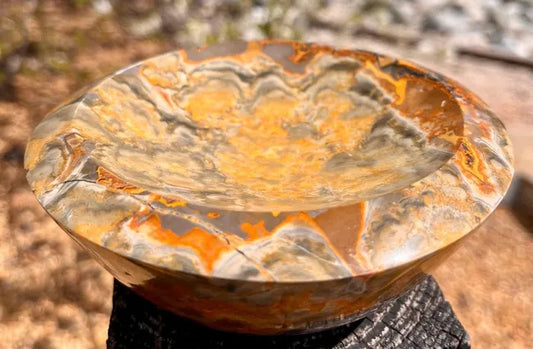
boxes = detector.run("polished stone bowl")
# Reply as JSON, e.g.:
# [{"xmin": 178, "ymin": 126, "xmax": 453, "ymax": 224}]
[{"xmin": 25, "ymin": 40, "xmax": 513, "ymax": 334}]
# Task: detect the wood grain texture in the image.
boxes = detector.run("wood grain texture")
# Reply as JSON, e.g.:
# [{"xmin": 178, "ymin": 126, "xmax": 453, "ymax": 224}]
[{"xmin": 107, "ymin": 275, "xmax": 470, "ymax": 349}]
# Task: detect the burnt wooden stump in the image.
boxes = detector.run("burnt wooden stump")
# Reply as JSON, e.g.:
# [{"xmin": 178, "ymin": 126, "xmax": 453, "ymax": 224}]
[{"xmin": 107, "ymin": 275, "xmax": 470, "ymax": 349}]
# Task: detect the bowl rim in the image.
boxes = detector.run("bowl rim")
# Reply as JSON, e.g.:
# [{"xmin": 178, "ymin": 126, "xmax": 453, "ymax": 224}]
[{"xmin": 25, "ymin": 40, "xmax": 514, "ymax": 282}]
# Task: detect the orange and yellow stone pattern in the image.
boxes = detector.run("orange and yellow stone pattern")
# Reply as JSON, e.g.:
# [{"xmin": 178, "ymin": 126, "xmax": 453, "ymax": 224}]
[{"xmin": 25, "ymin": 40, "xmax": 513, "ymax": 334}]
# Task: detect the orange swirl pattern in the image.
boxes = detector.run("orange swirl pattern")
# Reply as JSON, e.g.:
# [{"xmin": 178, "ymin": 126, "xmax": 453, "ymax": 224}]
[{"xmin": 25, "ymin": 40, "xmax": 513, "ymax": 334}]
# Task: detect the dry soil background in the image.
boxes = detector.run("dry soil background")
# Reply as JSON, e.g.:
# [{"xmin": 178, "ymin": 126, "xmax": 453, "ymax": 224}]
[{"xmin": 0, "ymin": 1, "xmax": 532, "ymax": 348}]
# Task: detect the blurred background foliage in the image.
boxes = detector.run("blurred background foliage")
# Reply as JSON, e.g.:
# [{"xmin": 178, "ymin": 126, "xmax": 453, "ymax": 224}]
[
  {"xmin": 2, "ymin": 0, "xmax": 533, "ymax": 100},
  {"xmin": 0, "ymin": 1, "xmax": 532, "ymax": 348}
]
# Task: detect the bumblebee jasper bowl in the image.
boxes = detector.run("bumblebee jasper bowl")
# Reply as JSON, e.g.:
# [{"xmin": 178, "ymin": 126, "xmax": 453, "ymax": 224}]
[{"xmin": 25, "ymin": 40, "xmax": 513, "ymax": 334}]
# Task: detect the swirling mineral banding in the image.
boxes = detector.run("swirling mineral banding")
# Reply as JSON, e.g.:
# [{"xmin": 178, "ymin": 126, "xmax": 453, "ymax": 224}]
[{"xmin": 25, "ymin": 40, "xmax": 513, "ymax": 284}]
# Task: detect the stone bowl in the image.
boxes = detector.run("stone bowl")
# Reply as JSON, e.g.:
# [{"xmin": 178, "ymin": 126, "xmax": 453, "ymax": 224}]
[{"xmin": 25, "ymin": 40, "xmax": 513, "ymax": 334}]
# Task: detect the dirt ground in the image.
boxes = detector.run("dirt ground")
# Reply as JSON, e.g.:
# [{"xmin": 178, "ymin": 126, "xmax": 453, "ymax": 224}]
[{"xmin": 0, "ymin": 1, "xmax": 532, "ymax": 348}]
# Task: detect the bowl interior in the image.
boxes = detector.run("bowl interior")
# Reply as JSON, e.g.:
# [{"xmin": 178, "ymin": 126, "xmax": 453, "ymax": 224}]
[{"xmin": 86, "ymin": 41, "xmax": 463, "ymax": 211}]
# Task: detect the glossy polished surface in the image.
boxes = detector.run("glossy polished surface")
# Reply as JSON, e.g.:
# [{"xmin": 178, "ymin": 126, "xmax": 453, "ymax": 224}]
[{"xmin": 25, "ymin": 40, "xmax": 513, "ymax": 333}]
